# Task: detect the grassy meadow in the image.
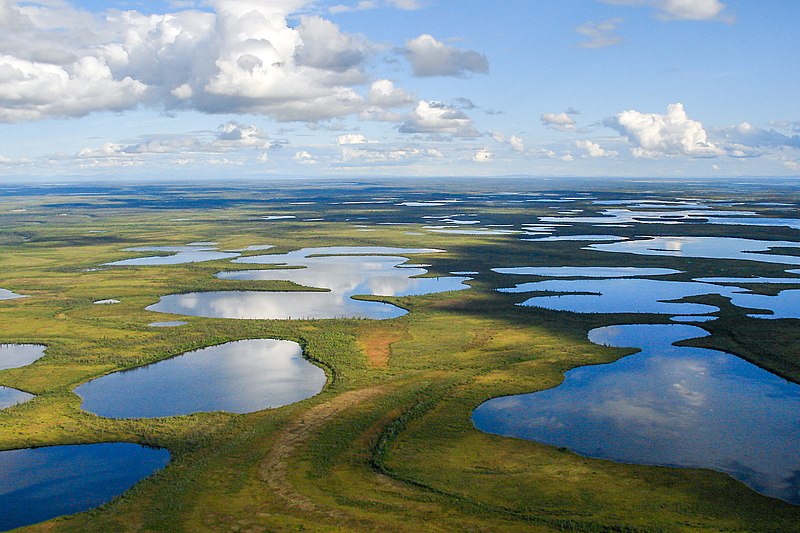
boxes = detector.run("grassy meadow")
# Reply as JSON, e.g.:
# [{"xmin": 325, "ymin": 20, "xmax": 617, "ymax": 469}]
[{"xmin": 1, "ymin": 179, "xmax": 799, "ymax": 531}]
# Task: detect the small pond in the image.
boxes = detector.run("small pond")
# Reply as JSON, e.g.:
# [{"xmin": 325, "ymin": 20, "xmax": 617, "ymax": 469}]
[
  {"xmin": 0, "ymin": 289, "xmax": 26, "ymax": 301},
  {"xmin": 75, "ymin": 339, "xmax": 326, "ymax": 418},
  {"xmin": 147, "ymin": 247, "xmax": 469, "ymax": 320},
  {"xmin": 0, "ymin": 345, "xmax": 46, "ymax": 410},
  {"xmin": 0, "ymin": 387, "xmax": 33, "ymax": 410},
  {"xmin": 473, "ymin": 324, "xmax": 800, "ymax": 505},
  {"xmin": 0, "ymin": 344, "xmax": 46, "ymax": 370},
  {"xmin": 0, "ymin": 443, "xmax": 169, "ymax": 531}
]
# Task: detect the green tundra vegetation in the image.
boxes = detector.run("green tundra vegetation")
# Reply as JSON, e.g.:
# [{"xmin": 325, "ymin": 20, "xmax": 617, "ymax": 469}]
[{"xmin": 1, "ymin": 178, "xmax": 799, "ymax": 531}]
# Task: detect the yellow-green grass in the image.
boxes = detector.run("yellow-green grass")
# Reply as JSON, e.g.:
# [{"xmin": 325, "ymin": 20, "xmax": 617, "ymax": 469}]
[{"xmin": 0, "ymin": 186, "xmax": 798, "ymax": 531}]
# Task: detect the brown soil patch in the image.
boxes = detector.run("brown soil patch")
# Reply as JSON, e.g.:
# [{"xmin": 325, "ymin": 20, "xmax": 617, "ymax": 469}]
[{"xmin": 358, "ymin": 326, "xmax": 404, "ymax": 367}]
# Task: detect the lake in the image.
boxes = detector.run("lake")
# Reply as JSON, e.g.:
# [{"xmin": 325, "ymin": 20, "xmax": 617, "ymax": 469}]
[
  {"xmin": 0, "ymin": 345, "xmax": 47, "ymax": 410},
  {"xmin": 498, "ymin": 278, "xmax": 725, "ymax": 315},
  {"xmin": 492, "ymin": 266, "xmax": 680, "ymax": 278},
  {"xmin": 147, "ymin": 247, "xmax": 470, "ymax": 320},
  {"xmin": 587, "ymin": 236, "xmax": 800, "ymax": 266},
  {"xmin": 75, "ymin": 339, "xmax": 326, "ymax": 418},
  {"xmin": 0, "ymin": 344, "xmax": 46, "ymax": 370},
  {"xmin": 105, "ymin": 244, "xmax": 240, "ymax": 266},
  {"xmin": 0, "ymin": 443, "xmax": 169, "ymax": 531},
  {"xmin": 0, "ymin": 386, "xmax": 33, "ymax": 410},
  {"xmin": 0, "ymin": 289, "xmax": 26, "ymax": 301},
  {"xmin": 496, "ymin": 267, "xmax": 800, "ymax": 319},
  {"xmin": 473, "ymin": 324, "xmax": 800, "ymax": 505}
]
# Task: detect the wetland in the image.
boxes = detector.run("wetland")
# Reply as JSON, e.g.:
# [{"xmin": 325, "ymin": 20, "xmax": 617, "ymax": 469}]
[{"xmin": 1, "ymin": 178, "xmax": 800, "ymax": 531}]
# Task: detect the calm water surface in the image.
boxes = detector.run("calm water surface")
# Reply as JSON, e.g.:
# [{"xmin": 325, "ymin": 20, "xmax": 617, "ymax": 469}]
[
  {"xmin": 541, "ymin": 208, "xmax": 754, "ymax": 226},
  {"xmin": 75, "ymin": 339, "xmax": 326, "ymax": 418},
  {"xmin": 498, "ymin": 278, "xmax": 727, "ymax": 315},
  {"xmin": 493, "ymin": 266, "xmax": 680, "ymax": 278},
  {"xmin": 0, "ymin": 344, "xmax": 46, "ymax": 370},
  {"xmin": 0, "ymin": 387, "xmax": 33, "ymax": 410},
  {"xmin": 0, "ymin": 345, "xmax": 46, "ymax": 409},
  {"xmin": 148, "ymin": 290, "xmax": 408, "ymax": 320},
  {"xmin": 473, "ymin": 324, "xmax": 800, "ymax": 505},
  {"xmin": 0, "ymin": 443, "xmax": 169, "ymax": 531},
  {"xmin": 588, "ymin": 237, "xmax": 800, "ymax": 265},
  {"xmin": 105, "ymin": 245, "xmax": 240, "ymax": 266},
  {"xmin": 496, "ymin": 266, "xmax": 800, "ymax": 319},
  {"xmin": 148, "ymin": 247, "xmax": 469, "ymax": 320},
  {"xmin": 523, "ymin": 234, "xmax": 627, "ymax": 242},
  {"xmin": 729, "ymin": 289, "xmax": 800, "ymax": 319},
  {"xmin": 0, "ymin": 289, "xmax": 25, "ymax": 301}
]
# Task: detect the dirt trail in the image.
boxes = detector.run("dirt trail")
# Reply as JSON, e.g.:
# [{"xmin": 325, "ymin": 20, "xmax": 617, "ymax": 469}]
[{"xmin": 258, "ymin": 385, "xmax": 389, "ymax": 517}]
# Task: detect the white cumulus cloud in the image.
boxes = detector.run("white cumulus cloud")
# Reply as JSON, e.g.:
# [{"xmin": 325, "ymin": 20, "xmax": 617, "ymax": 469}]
[
  {"xmin": 0, "ymin": 0, "xmax": 385, "ymax": 123},
  {"xmin": 490, "ymin": 131, "xmax": 526, "ymax": 152},
  {"xmin": 0, "ymin": 54, "xmax": 148, "ymax": 122},
  {"xmin": 367, "ymin": 79, "xmax": 414, "ymax": 108},
  {"xmin": 400, "ymin": 100, "xmax": 479, "ymax": 138},
  {"xmin": 658, "ymin": 0, "xmax": 728, "ymax": 20},
  {"xmin": 784, "ymin": 159, "xmax": 800, "ymax": 171},
  {"xmin": 508, "ymin": 135, "xmax": 525, "ymax": 153},
  {"xmin": 339, "ymin": 144, "xmax": 442, "ymax": 165},
  {"xmin": 605, "ymin": 103, "xmax": 724, "ymax": 158},
  {"xmin": 403, "ymin": 34, "xmax": 489, "ymax": 77},
  {"xmin": 294, "ymin": 150, "xmax": 317, "ymax": 164},
  {"xmin": 602, "ymin": 0, "xmax": 730, "ymax": 22},
  {"xmin": 75, "ymin": 121, "xmax": 271, "ymax": 161},
  {"xmin": 329, "ymin": 0, "xmax": 421, "ymax": 14},
  {"xmin": 337, "ymin": 133, "xmax": 368, "ymax": 145},
  {"xmin": 576, "ymin": 139, "xmax": 618, "ymax": 158},
  {"xmin": 541, "ymin": 112, "xmax": 577, "ymax": 131},
  {"xmin": 294, "ymin": 16, "xmax": 370, "ymax": 72},
  {"xmin": 473, "ymin": 148, "xmax": 492, "ymax": 162},
  {"xmin": 718, "ymin": 122, "xmax": 800, "ymax": 150}
]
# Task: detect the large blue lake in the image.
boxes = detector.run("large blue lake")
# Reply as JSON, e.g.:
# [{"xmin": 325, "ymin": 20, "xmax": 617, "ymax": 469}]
[{"xmin": 473, "ymin": 324, "xmax": 800, "ymax": 505}]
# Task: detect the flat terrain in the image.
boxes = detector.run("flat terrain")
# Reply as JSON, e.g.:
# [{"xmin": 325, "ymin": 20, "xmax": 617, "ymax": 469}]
[{"xmin": 1, "ymin": 178, "xmax": 800, "ymax": 531}]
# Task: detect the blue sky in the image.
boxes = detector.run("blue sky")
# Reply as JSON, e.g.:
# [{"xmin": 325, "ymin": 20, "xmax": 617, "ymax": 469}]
[{"xmin": 0, "ymin": 0, "xmax": 798, "ymax": 180}]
